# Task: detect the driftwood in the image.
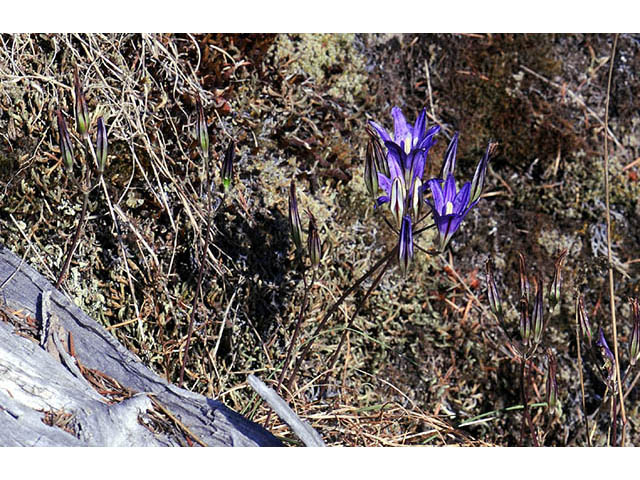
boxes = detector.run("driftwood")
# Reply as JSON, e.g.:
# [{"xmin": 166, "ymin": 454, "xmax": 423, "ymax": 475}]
[{"xmin": 0, "ymin": 244, "xmax": 281, "ymax": 447}]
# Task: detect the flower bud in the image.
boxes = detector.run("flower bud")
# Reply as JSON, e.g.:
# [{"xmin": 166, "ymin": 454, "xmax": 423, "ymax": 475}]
[
  {"xmin": 548, "ymin": 249, "xmax": 567, "ymax": 309},
  {"xmin": 289, "ymin": 181, "xmax": 303, "ymax": 251},
  {"xmin": 366, "ymin": 125, "xmax": 389, "ymax": 177},
  {"xmin": 221, "ymin": 141, "xmax": 234, "ymax": 190},
  {"xmin": 398, "ymin": 215, "xmax": 413, "ymax": 276},
  {"xmin": 630, "ymin": 299, "xmax": 640, "ymax": 366},
  {"xmin": 485, "ymin": 260, "xmax": 503, "ymax": 318},
  {"xmin": 520, "ymin": 298, "xmax": 531, "ymax": 345},
  {"xmin": 96, "ymin": 117, "xmax": 108, "ymax": 174},
  {"xmin": 469, "ymin": 141, "xmax": 497, "ymax": 205},
  {"xmin": 307, "ymin": 211, "xmax": 322, "ymax": 268},
  {"xmin": 390, "ymin": 177, "xmax": 405, "ymax": 229},
  {"xmin": 411, "ymin": 177, "xmax": 423, "ymax": 220},
  {"xmin": 364, "ymin": 139, "xmax": 379, "ymax": 198},
  {"xmin": 577, "ymin": 295, "xmax": 592, "ymax": 347},
  {"xmin": 195, "ymin": 97, "xmax": 209, "ymax": 159},
  {"xmin": 73, "ymin": 67, "xmax": 90, "ymax": 139},
  {"xmin": 56, "ymin": 109, "xmax": 74, "ymax": 173},
  {"xmin": 546, "ymin": 348, "xmax": 558, "ymax": 411},
  {"xmin": 532, "ymin": 277, "xmax": 545, "ymax": 345},
  {"xmin": 518, "ymin": 253, "xmax": 530, "ymax": 304},
  {"xmin": 440, "ymin": 132, "xmax": 458, "ymax": 180}
]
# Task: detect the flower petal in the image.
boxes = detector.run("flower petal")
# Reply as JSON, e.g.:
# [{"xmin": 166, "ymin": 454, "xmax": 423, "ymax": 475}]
[
  {"xmin": 377, "ymin": 172, "xmax": 392, "ymax": 196},
  {"xmin": 427, "ymin": 178, "xmax": 445, "ymax": 212},
  {"xmin": 368, "ymin": 120, "xmax": 392, "ymax": 144},
  {"xmin": 375, "ymin": 195, "xmax": 390, "ymax": 208},
  {"xmin": 418, "ymin": 125, "xmax": 440, "ymax": 149},
  {"xmin": 384, "ymin": 141, "xmax": 405, "ymax": 180},
  {"xmin": 391, "ymin": 107, "xmax": 410, "ymax": 144},
  {"xmin": 443, "ymin": 174, "xmax": 457, "ymax": 204},
  {"xmin": 412, "ymin": 108, "xmax": 426, "ymax": 146},
  {"xmin": 453, "ymin": 181, "xmax": 471, "ymax": 214}
]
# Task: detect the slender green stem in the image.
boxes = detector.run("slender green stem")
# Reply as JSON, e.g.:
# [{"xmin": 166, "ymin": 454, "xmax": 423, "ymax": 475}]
[
  {"xmin": 276, "ymin": 267, "xmax": 317, "ymax": 394},
  {"xmin": 56, "ymin": 188, "xmax": 89, "ymax": 289},
  {"xmin": 285, "ymin": 248, "xmax": 396, "ymax": 392},
  {"xmin": 318, "ymin": 254, "xmax": 394, "ymax": 398},
  {"xmin": 519, "ymin": 357, "xmax": 539, "ymax": 446}
]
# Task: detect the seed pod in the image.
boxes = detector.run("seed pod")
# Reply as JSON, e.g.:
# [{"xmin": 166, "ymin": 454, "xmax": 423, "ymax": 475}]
[
  {"xmin": 364, "ymin": 139, "xmax": 379, "ymax": 198},
  {"xmin": 307, "ymin": 211, "xmax": 322, "ymax": 268},
  {"xmin": 398, "ymin": 215, "xmax": 413, "ymax": 276},
  {"xmin": 485, "ymin": 260, "xmax": 503, "ymax": 318},
  {"xmin": 96, "ymin": 117, "xmax": 108, "ymax": 174},
  {"xmin": 289, "ymin": 181, "xmax": 303, "ymax": 251},
  {"xmin": 73, "ymin": 67, "xmax": 90, "ymax": 138},
  {"xmin": 390, "ymin": 177, "xmax": 405, "ymax": 229},
  {"xmin": 195, "ymin": 97, "xmax": 209, "ymax": 159},
  {"xmin": 56, "ymin": 109, "xmax": 74, "ymax": 173},
  {"xmin": 221, "ymin": 141, "xmax": 235, "ymax": 190}
]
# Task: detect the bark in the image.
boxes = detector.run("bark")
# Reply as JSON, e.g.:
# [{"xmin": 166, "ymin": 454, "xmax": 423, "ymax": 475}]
[{"xmin": 0, "ymin": 244, "xmax": 281, "ymax": 447}]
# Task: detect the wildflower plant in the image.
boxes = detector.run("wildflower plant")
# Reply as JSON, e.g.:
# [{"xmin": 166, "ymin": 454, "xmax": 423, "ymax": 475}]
[
  {"xmin": 54, "ymin": 69, "xmax": 110, "ymax": 290},
  {"xmin": 367, "ymin": 107, "xmax": 495, "ymax": 273},
  {"xmin": 574, "ymin": 295, "xmax": 640, "ymax": 445},
  {"xmin": 283, "ymin": 106, "xmax": 495, "ymax": 398},
  {"xmin": 484, "ymin": 250, "xmax": 567, "ymax": 446}
]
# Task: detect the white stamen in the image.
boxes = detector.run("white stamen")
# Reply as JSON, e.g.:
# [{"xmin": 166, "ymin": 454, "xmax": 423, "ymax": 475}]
[
  {"xmin": 404, "ymin": 134, "xmax": 412, "ymax": 154},
  {"xmin": 445, "ymin": 201, "xmax": 454, "ymax": 215}
]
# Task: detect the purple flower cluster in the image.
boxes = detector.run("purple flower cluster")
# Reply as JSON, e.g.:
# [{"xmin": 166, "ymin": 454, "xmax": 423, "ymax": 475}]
[{"xmin": 367, "ymin": 106, "xmax": 493, "ymax": 274}]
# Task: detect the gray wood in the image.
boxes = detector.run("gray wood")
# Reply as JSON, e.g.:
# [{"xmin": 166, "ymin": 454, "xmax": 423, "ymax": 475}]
[
  {"xmin": 248, "ymin": 374, "xmax": 325, "ymax": 447},
  {"xmin": 0, "ymin": 244, "xmax": 281, "ymax": 447}
]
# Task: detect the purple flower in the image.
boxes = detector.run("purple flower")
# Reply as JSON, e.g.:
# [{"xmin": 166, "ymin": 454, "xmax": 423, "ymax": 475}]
[
  {"xmin": 596, "ymin": 327, "xmax": 616, "ymax": 383},
  {"xmin": 596, "ymin": 328, "xmax": 615, "ymax": 363},
  {"xmin": 426, "ymin": 174, "xmax": 478, "ymax": 250},
  {"xmin": 369, "ymin": 107, "xmax": 440, "ymax": 209}
]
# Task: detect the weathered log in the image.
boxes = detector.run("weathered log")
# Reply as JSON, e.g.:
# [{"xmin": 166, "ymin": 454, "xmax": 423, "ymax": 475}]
[{"xmin": 0, "ymin": 244, "xmax": 281, "ymax": 446}]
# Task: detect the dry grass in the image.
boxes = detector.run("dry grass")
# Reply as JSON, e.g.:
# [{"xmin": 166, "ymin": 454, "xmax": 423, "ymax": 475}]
[{"xmin": 2, "ymin": 33, "xmax": 640, "ymax": 446}]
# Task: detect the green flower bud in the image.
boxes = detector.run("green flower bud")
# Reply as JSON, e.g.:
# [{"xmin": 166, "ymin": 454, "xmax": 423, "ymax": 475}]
[
  {"xmin": 548, "ymin": 249, "xmax": 567, "ymax": 309},
  {"xmin": 195, "ymin": 97, "xmax": 209, "ymax": 159},
  {"xmin": 307, "ymin": 211, "xmax": 322, "ymax": 268},
  {"xmin": 577, "ymin": 295, "xmax": 592, "ymax": 347},
  {"xmin": 289, "ymin": 181, "xmax": 303, "ymax": 251},
  {"xmin": 532, "ymin": 277, "xmax": 545, "ymax": 345},
  {"xmin": 56, "ymin": 109, "xmax": 74, "ymax": 174},
  {"xmin": 221, "ymin": 141, "xmax": 234, "ymax": 190},
  {"xmin": 96, "ymin": 117, "xmax": 108, "ymax": 174},
  {"xmin": 485, "ymin": 260, "xmax": 503, "ymax": 318},
  {"xmin": 364, "ymin": 139, "xmax": 379, "ymax": 198}
]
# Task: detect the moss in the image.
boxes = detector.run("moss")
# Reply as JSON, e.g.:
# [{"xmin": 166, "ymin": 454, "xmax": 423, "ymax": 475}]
[{"xmin": 272, "ymin": 34, "xmax": 367, "ymax": 103}]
